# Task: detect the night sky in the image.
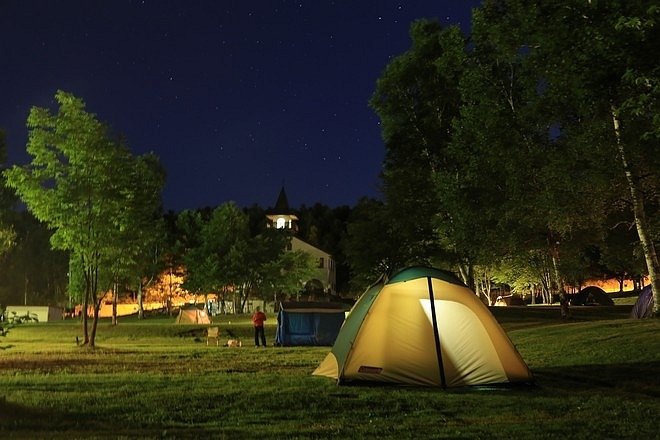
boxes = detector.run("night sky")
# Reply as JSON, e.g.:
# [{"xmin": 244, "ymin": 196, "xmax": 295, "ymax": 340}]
[{"xmin": 1, "ymin": 1, "xmax": 480, "ymax": 212}]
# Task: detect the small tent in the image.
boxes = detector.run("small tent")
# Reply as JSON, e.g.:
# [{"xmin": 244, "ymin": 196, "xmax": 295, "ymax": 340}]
[
  {"xmin": 275, "ymin": 301, "xmax": 349, "ymax": 346},
  {"xmin": 494, "ymin": 295, "xmax": 526, "ymax": 307},
  {"xmin": 313, "ymin": 267, "xmax": 533, "ymax": 388},
  {"xmin": 572, "ymin": 286, "xmax": 614, "ymax": 306},
  {"xmin": 175, "ymin": 305, "xmax": 211, "ymax": 324},
  {"xmin": 630, "ymin": 285, "xmax": 654, "ymax": 319}
]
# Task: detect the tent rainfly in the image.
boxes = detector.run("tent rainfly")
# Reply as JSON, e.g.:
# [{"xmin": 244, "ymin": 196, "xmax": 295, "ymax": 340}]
[
  {"xmin": 275, "ymin": 301, "xmax": 349, "ymax": 346},
  {"xmin": 630, "ymin": 285, "xmax": 654, "ymax": 319},
  {"xmin": 572, "ymin": 286, "xmax": 614, "ymax": 306},
  {"xmin": 175, "ymin": 305, "xmax": 211, "ymax": 324},
  {"xmin": 313, "ymin": 266, "xmax": 533, "ymax": 388}
]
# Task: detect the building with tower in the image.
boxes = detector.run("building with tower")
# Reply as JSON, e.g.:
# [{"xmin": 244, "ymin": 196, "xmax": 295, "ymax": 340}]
[{"xmin": 266, "ymin": 187, "xmax": 336, "ymax": 296}]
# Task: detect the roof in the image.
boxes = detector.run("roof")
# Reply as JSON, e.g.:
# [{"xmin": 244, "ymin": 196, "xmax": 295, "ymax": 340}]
[{"xmin": 267, "ymin": 187, "xmax": 294, "ymax": 215}]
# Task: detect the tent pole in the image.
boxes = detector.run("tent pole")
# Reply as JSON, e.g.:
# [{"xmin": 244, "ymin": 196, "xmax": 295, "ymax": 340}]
[{"xmin": 427, "ymin": 277, "xmax": 447, "ymax": 388}]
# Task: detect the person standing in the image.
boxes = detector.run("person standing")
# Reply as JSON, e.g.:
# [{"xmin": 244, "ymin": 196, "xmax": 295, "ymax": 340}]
[{"xmin": 252, "ymin": 306, "xmax": 267, "ymax": 347}]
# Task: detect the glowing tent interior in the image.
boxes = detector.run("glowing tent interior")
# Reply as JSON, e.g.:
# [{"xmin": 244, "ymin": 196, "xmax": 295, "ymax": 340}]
[{"xmin": 313, "ymin": 267, "xmax": 533, "ymax": 388}]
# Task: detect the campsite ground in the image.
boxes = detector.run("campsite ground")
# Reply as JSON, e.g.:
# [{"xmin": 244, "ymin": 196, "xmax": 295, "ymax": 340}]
[{"xmin": 0, "ymin": 305, "xmax": 658, "ymax": 439}]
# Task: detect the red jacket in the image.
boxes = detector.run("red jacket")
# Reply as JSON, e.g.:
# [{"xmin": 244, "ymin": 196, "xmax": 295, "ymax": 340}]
[{"xmin": 252, "ymin": 311, "xmax": 266, "ymax": 327}]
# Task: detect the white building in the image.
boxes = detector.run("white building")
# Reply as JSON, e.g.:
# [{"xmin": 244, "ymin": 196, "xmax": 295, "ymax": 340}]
[{"xmin": 266, "ymin": 188, "xmax": 336, "ymax": 295}]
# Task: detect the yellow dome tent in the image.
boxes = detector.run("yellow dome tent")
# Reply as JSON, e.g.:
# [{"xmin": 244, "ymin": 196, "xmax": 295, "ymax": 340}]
[{"xmin": 313, "ymin": 267, "xmax": 533, "ymax": 388}]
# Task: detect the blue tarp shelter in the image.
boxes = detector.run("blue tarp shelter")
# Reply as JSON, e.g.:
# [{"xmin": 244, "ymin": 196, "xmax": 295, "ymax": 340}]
[{"xmin": 275, "ymin": 301, "xmax": 350, "ymax": 346}]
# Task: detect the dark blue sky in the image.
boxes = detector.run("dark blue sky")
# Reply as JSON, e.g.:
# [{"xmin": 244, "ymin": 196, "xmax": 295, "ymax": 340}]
[{"xmin": 1, "ymin": 0, "xmax": 480, "ymax": 212}]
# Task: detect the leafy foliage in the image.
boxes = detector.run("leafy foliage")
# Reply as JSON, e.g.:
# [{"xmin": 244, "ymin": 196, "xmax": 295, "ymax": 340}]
[
  {"xmin": 0, "ymin": 130, "xmax": 16, "ymax": 256},
  {"xmin": 342, "ymin": 198, "xmax": 406, "ymax": 288},
  {"xmin": 181, "ymin": 203, "xmax": 317, "ymax": 311},
  {"xmin": 365, "ymin": 2, "xmax": 659, "ymax": 307},
  {"xmin": 0, "ymin": 211, "xmax": 68, "ymax": 306},
  {"xmin": 0, "ymin": 311, "xmax": 38, "ymax": 338},
  {"xmin": 370, "ymin": 21, "xmax": 466, "ymax": 269},
  {"xmin": 3, "ymin": 91, "xmax": 165, "ymax": 345}
]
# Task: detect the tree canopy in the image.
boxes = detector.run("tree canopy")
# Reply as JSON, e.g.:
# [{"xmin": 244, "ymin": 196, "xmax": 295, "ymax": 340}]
[
  {"xmin": 367, "ymin": 1, "xmax": 659, "ymax": 312},
  {"xmin": 180, "ymin": 203, "xmax": 316, "ymax": 312},
  {"xmin": 0, "ymin": 130, "xmax": 16, "ymax": 257},
  {"xmin": 4, "ymin": 91, "xmax": 165, "ymax": 344}
]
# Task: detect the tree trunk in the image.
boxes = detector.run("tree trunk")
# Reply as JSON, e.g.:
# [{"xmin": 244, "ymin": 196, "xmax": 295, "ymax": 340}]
[
  {"xmin": 548, "ymin": 235, "xmax": 565, "ymax": 301},
  {"xmin": 89, "ymin": 260, "xmax": 100, "ymax": 347},
  {"xmin": 540, "ymin": 271, "xmax": 552, "ymax": 304},
  {"xmin": 82, "ymin": 269, "xmax": 90, "ymax": 345},
  {"xmin": 458, "ymin": 261, "xmax": 475, "ymax": 292},
  {"xmin": 112, "ymin": 281, "xmax": 118, "ymax": 326},
  {"xmin": 220, "ymin": 289, "xmax": 226, "ymax": 314},
  {"xmin": 167, "ymin": 267, "xmax": 173, "ymax": 316},
  {"xmin": 240, "ymin": 285, "xmax": 248, "ymax": 314},
  {"xmin": 612, "ymin": 108, "xmax": 660, "ymax": 316},
  {"xmin": 23, "ymin": 273, "xmax": 28, "ymax": 306},
  {"xmin": 483, "ymin": 276, "xmax": 492, "ymax": 306},
  {"xmin": 90, "ymin": 298, "xmax": 101, "ymax": 348},
  {"xmin": 137, "ymin": 280, "xmax": 144, "ymax": 320}
]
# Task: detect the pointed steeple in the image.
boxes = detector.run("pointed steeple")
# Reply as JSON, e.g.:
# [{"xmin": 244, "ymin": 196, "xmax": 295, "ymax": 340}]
[
  {"xmin": 272, "ymin": 186, "xmax": 291, "ymax": 215},
  {"xmin": 266, "ymin": 186, "xmax": 299, "ymax": 231}
]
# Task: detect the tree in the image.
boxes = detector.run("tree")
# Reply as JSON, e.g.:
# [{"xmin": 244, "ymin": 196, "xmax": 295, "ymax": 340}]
[
  {"xmin": 297, "ymin": 203, "xmax": 352, "ymax": 293},
  {"xmin": 439, "ymin": 6, "xmax": 546, "ymax": 286},
  {"xmin": 441, "ymin": 1, "xmax": 619, "ymax": 301},
  {"xmin": 370, "ymin": 17, "xmax": 559, "ymax": 294},
  {"xmin": 342, "ymin": 198, "xmax": 407, "ymax": 289},
  {"xmin": 182, "ymin": 203, "xmax": 251, "ymax": 306},
  {"xmin": 366, "ymin": 2, "xmax": 657, "ymax": 310},
  {"xmin": 245, "ymin": 227, "xmax": 317, "ymax": 304},
  {"xmin": 4, "ymin": 90, "xmax": 164, "ymax": 346},
  {"xmin": 0, "ymin": 310, "xmax": 38, "ymax": 341},
  {"xmin": 432, "ymin": 1, "xmax": 659, "ymax": 309},
  {"xmin": 181, "ymin": 203, "xmax": 265, "ymax": 312},
  {"xmin": 493, "ymin": 0, "xmax": 660, "ymax": 314},
  {"xmin": 0, "ymin": 130, "xmax": 16, "ymax": 257},
  {"xmin": 370, "ymin": 21, "xmax": 466, "ymax": 269},
  {"xmin": 163, "ymin": 209, "xmax": 204, "ymax": 314},
  {"xmin": 181, "ymin": 203, "xmax": 317, "ymax": 312},
  {"xmin": 0, "ymin": 211, "xmax": 68, "ymax": 307},
  {"xmin": 258, "ymin": 248, "xmax": 317, "ymax": 302},
  {"xmin": 598, "ymin": 210, "xmax": 649, "ymax": 292},
  {"xmin": 108, "ymin": 152, "xmax": 166, "ymax": 324}
]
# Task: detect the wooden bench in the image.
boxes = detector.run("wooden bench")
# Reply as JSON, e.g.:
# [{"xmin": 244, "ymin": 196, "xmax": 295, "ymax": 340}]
[{"xmin": 206, "ymin": 327, "xmax": 220, "ymax": 346}]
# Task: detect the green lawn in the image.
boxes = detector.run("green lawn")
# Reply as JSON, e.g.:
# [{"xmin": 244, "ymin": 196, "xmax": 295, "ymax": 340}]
[{"xmin": 0, "ymin": 307, "xmax": 658, "ymax": 439}]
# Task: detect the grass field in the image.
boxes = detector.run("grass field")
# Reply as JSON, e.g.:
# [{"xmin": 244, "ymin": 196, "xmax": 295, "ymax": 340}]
[{"xmin": 0, "ymin": 306, "xmax": 658, "ymax": 439}]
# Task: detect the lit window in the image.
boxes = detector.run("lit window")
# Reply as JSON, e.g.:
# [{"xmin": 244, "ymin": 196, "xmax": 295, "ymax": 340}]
[{"xmin": 276, "ymin": 217, "xmax": 286, "ymax": 229}]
